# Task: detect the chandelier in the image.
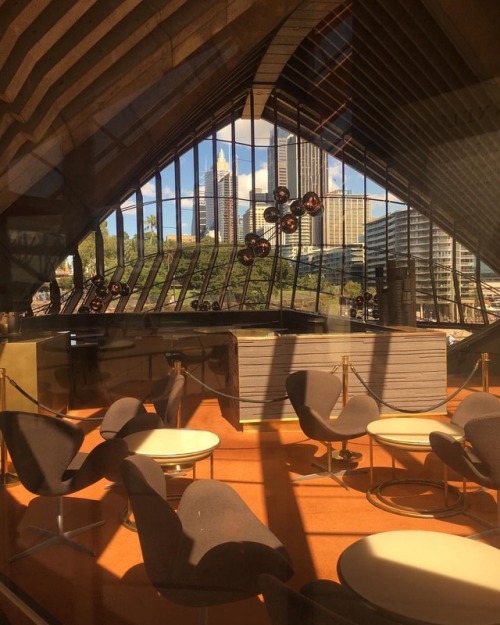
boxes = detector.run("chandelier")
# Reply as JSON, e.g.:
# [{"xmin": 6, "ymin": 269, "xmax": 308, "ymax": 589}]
[
  {"xmin": 237, "ymin": 186, "xmax": 323, "ymax": 266},
  {"xmin": 79, "ymin": 274, "xmax": 131, "ymax": 313}
]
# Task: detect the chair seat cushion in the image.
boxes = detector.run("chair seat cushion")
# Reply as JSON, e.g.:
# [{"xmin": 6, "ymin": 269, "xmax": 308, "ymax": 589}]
[{"xmin": 166, "ymin": 480, "xmax": 293, "ymax": 605}]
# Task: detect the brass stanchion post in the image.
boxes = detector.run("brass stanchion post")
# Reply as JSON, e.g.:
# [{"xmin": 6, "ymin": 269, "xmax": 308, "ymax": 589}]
[
  {"xmin": 332, "ymin": 356, "xmax": 362, "ymax": 462},
  {"xmin": 0, "ymin": 368, "xmax": 19, "ymax": 487},
  {"xmin": 174, "ymin": 361, "xmax": 183, "ymax": 429},
  {"xmin": 342, "ymin": 355, "xmax": 349, "ymax": 407},
  {"xmin": 482, "ymin": 353, "xmax": 490, "ymax": 392}
]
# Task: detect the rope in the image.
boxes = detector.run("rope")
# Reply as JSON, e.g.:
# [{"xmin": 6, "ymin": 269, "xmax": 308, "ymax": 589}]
[
  {"xmin": 3, "ymin": 356, "xmax": 482, "ymax": 417},
  {"xmin": 182, "ymin": 369, "xmax": 289, "ymax": 403},
  {"xmin": 349, "ymin": 357, "xmax": 482, "ymax": 413},
  {"xmin": 182, "ymin": 364, "xmax": 340, "ymax": 403},
  {"xmin": 4, "ymin": 375, "xmax": 104, "ymax": 421}
]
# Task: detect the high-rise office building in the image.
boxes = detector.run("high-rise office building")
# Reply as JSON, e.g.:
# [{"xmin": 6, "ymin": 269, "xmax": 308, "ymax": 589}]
[
  {"xmin": 218, "ymin": 170, "xmax": 236, "ymax": 243},
  {"xmin": 366, "ymin": 208, "xmax": 475, "ymax": 319},
  {"xmin": 242, "ymin": 190, "xmax": 271, "ymax": 236},
  {"xmin": 266, "ymin": 130, "xmax": 328, "ymax": 252},
  {"xmin": 322, "ymin": 191, "xmax": 372, "ymax": 246},
  {"xmin": 298, "ymin": 244, "xmax": 365, "ymax": 298},
  {"xmin": 203, "ymin": 149, "xmax": 236, "ymax": 242},
  {"xmin": 267, "ymin": 128, "xmax": 289, "ymax": 193},
  {"xmin": 286, "ymin": 138, "xmax": 327, "ymax": 200},
  {"xmin": 192, "ymin": 185, "xmax": 206, "ymax": 237},
  {"xmin": 285, "ymin": 136, "xmax": 328, "ymax": 248}
]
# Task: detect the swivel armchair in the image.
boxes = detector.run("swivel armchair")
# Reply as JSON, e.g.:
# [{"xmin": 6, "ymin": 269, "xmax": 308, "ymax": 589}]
[
  {"xmin": 286, "ymin": 370, "xmax": 380, "ymax": 488},
  {"xmin": 121, "ymin": 454, "xmax": 293, "ymax": 624},
  {"xmin": 451, "ymin": 391, "xmax": 500, "ymax": 430},
  {"xmin": 100, "ymin": 396, "xmax": 161, "ymax": 440},
  {"xmin": 100, "ymin": 369, "xmax": 185, "ymax": 442},
  {"xmin": 430, "ymin": 412, "xmax": 500, "ymax": 540},
  {"xmin": 0, "ymin": 410, "xmax": 127, "ymax": 562}
]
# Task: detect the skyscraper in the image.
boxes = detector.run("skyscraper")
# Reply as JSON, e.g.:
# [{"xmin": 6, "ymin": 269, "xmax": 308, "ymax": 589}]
[
  {"xmin": 267, "ymin": 128, "xmax": 289, "ymax": 193},
  {"xmin": 242, "ymin": 190, "xmax": 274, "ymax": 242},
  {"xmin": 366, "ymin": 208, "xmax": 475, "ymax": 320},
  {"xmin": 191, "ymin": 185, "xmax": 206, "ymax": 237},
  {"xmin": 203, "ymin": 148, "xmax": 236, "ymax": 242},
  {"xmin": 322, "ymin": 191, "xmax": 372, "ymax": 246},
  {"xmin": 266, "ymin": 130, "xmax": 328, "ymax": 252}
]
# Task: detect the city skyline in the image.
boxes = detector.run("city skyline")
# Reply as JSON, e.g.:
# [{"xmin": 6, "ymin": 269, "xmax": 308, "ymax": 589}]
[{"xmin": 117, "ymin": 119, "xmax": 403, "ymax": 241}]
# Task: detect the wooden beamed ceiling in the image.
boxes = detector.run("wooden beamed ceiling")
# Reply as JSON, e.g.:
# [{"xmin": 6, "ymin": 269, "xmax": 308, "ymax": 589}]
[{"xmin": 0, "ymin": 0, "xmax": 499, "ymax": 277}]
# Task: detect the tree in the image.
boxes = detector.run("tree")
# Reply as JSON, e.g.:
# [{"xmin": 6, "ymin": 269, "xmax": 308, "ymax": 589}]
[
  {"xmin": 343, "ymin": 280, "xmax": 362, "ymax": 299},
  {"xmin": 145, "ymin": 215, "xmax": 157, "ymax": 241}
]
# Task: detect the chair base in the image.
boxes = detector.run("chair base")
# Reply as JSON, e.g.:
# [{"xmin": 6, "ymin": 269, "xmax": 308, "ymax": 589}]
[
  {"xmin": 293, "ymin": 463, "xmax": 367, "ymax": 490},
  {"xmin": 9, "ymin": 496, "xmax": 105, "ymax": 563},
  {"xmin": 468, "ymin": 526, "xmax": 500, "ymax": 541},
  {"xmin": 331, "ymin": 448, "xmax": 363, "ymax": 463},
  {"xmin": 462, "ymin": 488, "xmax": 500, "ymax": 542},
  {"xmin": 9, "ymin": 519, "xmax": 105, "ymax": 562},
  {"xmin": 293, "ymin": 441, "xmax": 367, "ymax": 490}
]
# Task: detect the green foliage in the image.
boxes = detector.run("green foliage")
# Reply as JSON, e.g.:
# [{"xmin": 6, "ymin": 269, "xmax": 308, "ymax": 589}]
[
  {"xmin": 74, "ymin": 227, "xmax": 341, "ymax": 312},
  {"xmin": 343, "ymin": 280, "xmax": 362, "ymax": 299}
]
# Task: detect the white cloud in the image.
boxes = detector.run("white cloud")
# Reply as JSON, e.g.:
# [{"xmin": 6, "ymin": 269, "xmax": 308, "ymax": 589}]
[
  {"xmin": 217, "ymin": 119, "xmax": 274, "ymax": 146},
  {"xmin": 329, "ymin": 163, "xmax": 342, "ymax": 191},
  {"xmin": 141, "ymin": 181, "xmax": 155, "ymax": 197},
  {"xmin": 238, "ymin": 166, "xmax": 269, "ymax": 196}
]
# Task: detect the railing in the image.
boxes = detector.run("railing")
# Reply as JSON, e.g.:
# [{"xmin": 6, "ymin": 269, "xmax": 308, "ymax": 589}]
[{"xmin": 31, "ymin": 245, "xmax": 500, "ymax": 333}]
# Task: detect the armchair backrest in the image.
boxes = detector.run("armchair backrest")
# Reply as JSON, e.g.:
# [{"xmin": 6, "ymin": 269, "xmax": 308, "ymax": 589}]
[
  {"xmin": 286, "ymin": 371, "xmax": 342, "ymax": 440},
  {"xmin": 338, "ymin": 395, "xmax": 380, "ymax": 428},
  {"xmin": 452, "ymin": 392, "xmax": 500, "ymax": 428},
  {"xmin": 153, "ymin": 371, "xmax": 185, "ymax": 427},
  {"xmin": 120, "ymin": 455, "xmax": 184, "ymax": 586},
  {"xmin": 286, "ymin": 371, "xmax": 342, "ymax": 420},
  {"xmin": 100, "ymin": 397, "xmax": 159, "ymax": 440},
  {"xmin": 0, "ymin": 411, "xmax": 83, "ymax": 495},
  {"xmin": 465, "ymin": 412, "xmax": 500, "ymax": 484}
]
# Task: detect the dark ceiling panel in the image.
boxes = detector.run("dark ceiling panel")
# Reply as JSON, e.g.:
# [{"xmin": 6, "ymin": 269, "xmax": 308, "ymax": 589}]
[
  {"xmin": 264, "ymin": 0, "xmax": 500, "ymax": 269},
  {"xmin": 0, "ymin": 0, "xmax": 499, "ymax": 310}
]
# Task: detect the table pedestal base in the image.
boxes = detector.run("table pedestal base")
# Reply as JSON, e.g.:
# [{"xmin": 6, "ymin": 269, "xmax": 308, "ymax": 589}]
[
  {"xmin": 367, "ymin": 478, "xmax": 464, "ymax": 518},
  {"xmin": 331, "ymin": 449, "xmax": 362, "ymax": 462}
]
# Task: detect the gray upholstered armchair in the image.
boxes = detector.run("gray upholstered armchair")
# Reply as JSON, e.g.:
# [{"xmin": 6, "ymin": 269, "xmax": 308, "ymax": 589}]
[
  {"xmin": 121, "ymin": 454, "xmax": 293, "ymax": 624},
  {"xmin": 286, "ymin": 370, "xmax": 379, "ymax": 487},
  {"xmin": 430, "ymin": 411, "xmax": 500, "ymax": 540},
  {"xmin": 0, "ymin": 410, "xmax": 128, "ymax": 562}
]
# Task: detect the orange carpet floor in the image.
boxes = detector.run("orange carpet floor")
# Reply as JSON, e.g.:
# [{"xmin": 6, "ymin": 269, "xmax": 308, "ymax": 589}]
[{"xmin": 1, "ymin": 379, "xmax": 499, "ymax": 625}]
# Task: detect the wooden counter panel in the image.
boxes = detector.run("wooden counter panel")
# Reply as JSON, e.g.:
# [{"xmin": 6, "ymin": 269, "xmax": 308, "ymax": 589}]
[{"xmin": 228, "ymin": 331, "xmax": 447, "ymax": 424}]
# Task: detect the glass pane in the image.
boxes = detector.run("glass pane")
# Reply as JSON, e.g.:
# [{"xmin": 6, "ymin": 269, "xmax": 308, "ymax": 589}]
[
  {"xmin": 215, "ymin": 138, "xmax": 235, "ymax": 244},
  {"xmin": 180, "ymin": 149, "xmax": 194, "ymax": 241}
]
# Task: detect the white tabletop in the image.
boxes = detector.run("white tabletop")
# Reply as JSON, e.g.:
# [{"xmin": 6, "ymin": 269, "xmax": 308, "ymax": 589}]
[
  {"xmin": 338, "ymin": 530, "xmax": 500, "ymax": 625},
  {"xmin": 367, "ymin": 417, "xmax": 464, "ymax": 450},
  {"xmin": 124, "ymin": 428, "xmax": 220, "ymax": 462}
]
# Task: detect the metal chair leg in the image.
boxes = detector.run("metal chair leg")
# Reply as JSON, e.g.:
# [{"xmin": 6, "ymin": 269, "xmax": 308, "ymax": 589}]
[
  {"xmin": 293, "ymin": 442, "xmax": 365, "ymax": 490},
  {"xmin": 9, "ymin": 497, "xmax": 104, "ymax": 562},
  {"xmin": 198, "ymin": 606, "xmax": 208, "ymax": 625}
]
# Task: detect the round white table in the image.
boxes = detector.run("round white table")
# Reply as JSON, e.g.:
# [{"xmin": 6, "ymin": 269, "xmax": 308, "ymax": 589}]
[
  {"xmin": 125, "ymin": 428, "xmax": 220, "ymax": 478},
  {"xmin": 366, "ymin": 417, "xmax": 465, "ymax": 517},
  {"xmin": 338, "ymin": 529, "xmax": 500, "ymax": 625},
  {"xmin": 123, "ymin": 429, "xmax": 220, "ymax": 530}
]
